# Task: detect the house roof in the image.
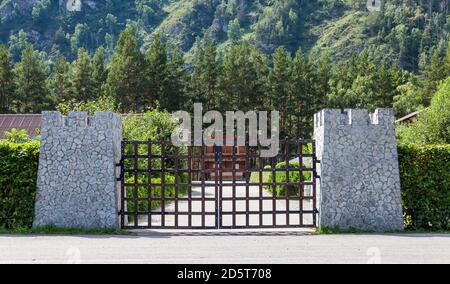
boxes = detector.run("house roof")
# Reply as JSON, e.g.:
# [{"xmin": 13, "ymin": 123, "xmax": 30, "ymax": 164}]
[
  {"xmin": 395, "ymin": 110, "xmax": 423, "ymax": 124},
  {"xmin": 0, "ymin": 114, "xmax": 42, "ymax": 138},
  {"xmin": 0, "ymin": 113, "xmax": 137, "ymax": 139}
]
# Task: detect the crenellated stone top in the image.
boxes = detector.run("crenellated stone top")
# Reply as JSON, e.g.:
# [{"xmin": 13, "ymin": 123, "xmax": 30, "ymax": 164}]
[
  {"xmin": 41, "ymin": 111, "xmax": 122, "ymax": 130},
  {"xmin": 314, "ymin": 108, "xmax": 395, "ymax": 128}
]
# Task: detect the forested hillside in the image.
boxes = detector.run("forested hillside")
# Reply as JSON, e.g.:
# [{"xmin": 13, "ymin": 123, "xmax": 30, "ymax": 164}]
[
  {"xmin": 0, "ymin": 0, "xmax": 449, "ymax": 138},
  {"xmin": 0, "ymin": 1, "xmax": 448, "ymax": 65}
]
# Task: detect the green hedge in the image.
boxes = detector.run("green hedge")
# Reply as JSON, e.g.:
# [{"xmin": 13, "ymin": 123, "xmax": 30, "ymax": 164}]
[
  {"xmin": 0, "ymin": 141, "xmax": 40, "ymax": 230},
  {"xmin": 250, "ymin": 162, "xmax": 312, "ymax": 196},
  {"xmin": 398, "ymin": 144, "xmax": 450, "ymax": 230}
]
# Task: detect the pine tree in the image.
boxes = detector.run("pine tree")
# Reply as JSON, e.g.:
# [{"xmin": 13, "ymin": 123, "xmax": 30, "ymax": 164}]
[
  {"xmin": 219, "ymin": 42, "xmax": 268, "ymax": 112},
  {"xmin": 291, "ymin": 49, "xmax": 315, "ymax": 138},
  {"xmin": 375, "ymin": 60, "xmax": 402, "ymax": 109},
  {"xmin": 446, "ymin": 41, "xmax": 450, "ymax": 73},
  {"xmin": 48, "ymin": 55, "xmax": 70, "ymax": 103},
  {"xmin": 166, "ymin": 48, "xmax": 187, "ymax": 111},
  {"xmin": 422, "ymin": 49, "xmax": 448, "ymax": 105},
  {"xmin": 92, "ymin": 47, "xmax": 108, "ymax": 98},
  {"xmin": 315, "ymin": 52, "xmax": 331, "ymax": 109},
  {"xmin": 190, "ymin": 39, "xmax": 220, "ymax": 111},
  {"xmin": 105, "ymin": 27, "xmax": 146, "ymax": 112},
  {"xmin": 146, "ymin": 34, "xmax": 169, "ymax": 109},
  {"xmin": 0, "ymin": 45, "xmax": 14, "ymax": 113},
  {"xmin": 70, "ymin": 48, "xmax": 95, "ymax": 101},
  {"xmin": 13, "ymin": 44, "xmax": 50, "ymax": 113},
  {"xmin": 269, "ymin": 47, "xmax": 292, "ymax": 137}
]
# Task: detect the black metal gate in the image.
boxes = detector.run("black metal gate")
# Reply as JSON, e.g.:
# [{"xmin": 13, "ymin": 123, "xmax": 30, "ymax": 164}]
[{"xmin": 118, "ymin": 139, "xmax": 319, "ymax": 229}]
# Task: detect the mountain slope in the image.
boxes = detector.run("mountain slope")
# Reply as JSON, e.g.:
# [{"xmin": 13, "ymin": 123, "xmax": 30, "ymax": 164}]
[{"xmin": 0, "ymin": 0, "xmax": 448, "ymax": 71}]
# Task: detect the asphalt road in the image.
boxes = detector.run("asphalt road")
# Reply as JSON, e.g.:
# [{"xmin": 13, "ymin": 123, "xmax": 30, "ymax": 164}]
[{"xmin": 0, "ymin": 230, "xmax": 449, "ymax": 264}]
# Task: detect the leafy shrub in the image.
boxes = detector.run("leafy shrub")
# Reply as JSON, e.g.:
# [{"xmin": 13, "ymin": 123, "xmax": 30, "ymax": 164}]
[
  {"xmin": 0, "ymin": 141, "xmax": 40, "ymax": 229},
  {"xmin": 123, "ymin": 108, "xmax": 176, "ymax": 141},
  {"xmin": 398, "ymin": 144, "xmax": 450, "ymax": 230},
  {"xmin": 122, "ymin": 108, "xmax": 185, "ymax": 171},
  {"xmin": 397, "ymin": 78, "xmax": 450, "ymax": 144},
  {"xmin": 250, "ymin": 162, "xmax": 312, "ymax": 196},
  {"xmin": 3, "ymin": 128, "xmax": 32, "ymax": 143},
  {"xmin": 56, "ymin": 94, "xmax": 117, "ymax": 116}
]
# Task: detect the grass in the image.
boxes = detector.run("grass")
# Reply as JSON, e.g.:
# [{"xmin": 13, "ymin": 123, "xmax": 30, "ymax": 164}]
[
  {"xmin": 316, "ymin": 226, "xmax": 376, "ymax": 235},
  {"xmin": 0, "ymin": 225, "xmax": 130, "ymax": 235}
]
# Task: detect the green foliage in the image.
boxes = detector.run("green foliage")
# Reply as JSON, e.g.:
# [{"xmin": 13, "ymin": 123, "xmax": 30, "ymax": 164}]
[
  {"xmin": 398, "ymin": 144, "xmax": 450, "ymax": 230},
  {"xmin": 122, "ymin": 108, "xmax": 178, "ymax": 171},
  {"xmin": 0, "ymin": 44, "xmax": 13, "ymax": 113},
  {"xmin": 394, "ymin": 79, "xmax": 424, "ymax": 118},
  {"xmin": 126, "ymin": 174, "xmax": 188, "ymax": 214},
  {"xmin": 166, "ymin": 48, "xmax": 188, "ymax": 111},
  {"xmin": 105, "ymin": 27, "xmax": 146, "ymax": 112},
  {"xmin": 0, "ymin": 1, "xmax": 448, "ymax": 139},
  {"xmin": 189, "ymin": 38, "xmax": 220, "ymax": 110},
  {"xmin": 146, "ymin": 34, "xmax": 170, "ymax": 109},
  {"xmin": 123, "ymin": 108, "xmax": 175, "ymax": 141},
  {"xmin": 3, "ymin": 128, "xmax": 32, "ymax": 143},
  {"xmin": 267, "ymin": 162, "xmax": 313, "ymax": 196},
  {"xmin": 0, "ymin": 140, "xmax": 40, "ymax": 230},
  {"xmin": 69, "ymin": 48, "xmax": 95, "ymax": 101},
  {"xmin": 48, "ymin": 56, "xmax": 71, "ymax": 102},
  {"xmin": 327, "ymin": 52, "xmax": 403, "ymax": 112},
  {"xmin": 13, "ymin": 44, "xmax": 51, "ymax": 113},
  {"xmin": 227, "ymin": 19, "xmax": 243, "ymax": 43},
  {"xmin": 56, "ymin": 94, "xmax": 117, "ymax": 116},
  {"xmin": 398, "ymin": 78, "xmax": 450, "ymax": 144},
  {"xmin": 219, "ymin": 42, "xmax": 269, "ymax": 111},
  {"xmin": 269, "ymin": 47, "xmax": 292, "ymax": 137},
  {"xmin": 250, "ymin": 161, "xmax": 312, "ymax": 197},
  {"xmin": 91, "ymin": 47, "xmax": 108, "ymax": 98},
  {"xmin": 316, "ymin": 226, "xmax": 375, "ymax": 235}
]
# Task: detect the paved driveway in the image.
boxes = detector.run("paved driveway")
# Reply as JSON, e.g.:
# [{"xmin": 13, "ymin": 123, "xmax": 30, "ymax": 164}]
[
  {"xmin": 136, "ymin": 182, "xmax": 314, "ymax": 227},
  {"xmin": 0, "ymin": 232, "xmax": 449, "ymax": 264}
]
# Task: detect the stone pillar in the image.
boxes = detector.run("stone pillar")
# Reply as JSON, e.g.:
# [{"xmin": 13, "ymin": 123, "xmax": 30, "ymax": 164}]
[
  {"xmin": 314, "ymin": 109, "xmax": 403, "ymax": 231},
  {"xmin": 33, "ymin": 111, "xmax": 122, "ymax": 229}
]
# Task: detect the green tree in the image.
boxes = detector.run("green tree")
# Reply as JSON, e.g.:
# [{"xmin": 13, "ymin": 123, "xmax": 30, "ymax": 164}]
[
  {"xmin": 13, "ymin": 45, "xmax": 51, "ymax": 113},
  {"xmin": 0, "ymin": 45, "xmax": 14, "ymax": 113},
  {"xmin": 398, "ymin": 77, "xmax": 450, "ymax": 144},
  {"xmin": 190, "ymin": 39, "xmax": 220, "ymax": 111},
  {"xmin": 374, "ymin": 60, "xmax": 402, "ymax": 108},
  {"xmin": 291, "ymin": 49, "xmax": 315, "ymax": 138},
  {"xmin": 394, "ymin": 79, "xmax": 424, "ymax": 118},
  {"xmin": 269, "ymin": 47, "xmax": 292, "ymax": 137},
  {"xmin": 70, "ymin": 48, "xmax": 95, "ymax": 101},
  {"xmin": 92, "ymin": 47, "xmax": 108, "ymax": 98},
  {"xmin": 105, "ymin": 28, "xmax": 146, "ymax": 112},
  {"xmin": 48, "ymin": 56, "xmax": 70, "ymax": 103},
  {"xmin": 146, "ymin": 34, "xmax": 169, "ymax": 109},
  {"xmin": 166, "ymin": 49, "xmax": 187, "ymax": 111},
  {"xmin": 315, "ymin": 52, "xmax": 331, "ymax": 110},
  {"xmin": 8, "ymin": 30, "xmax": 28, "ymax": 62},
  {"xmin": 219, "ymin": 42, "xmax": 268, "ymax": 111},
  {"xmin": 227, "ymin": 19, "xmax": 243, "ymax": 43}
]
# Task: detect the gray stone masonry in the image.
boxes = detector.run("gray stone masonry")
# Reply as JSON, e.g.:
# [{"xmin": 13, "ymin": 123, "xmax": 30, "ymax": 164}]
[
  {"xmin": 33, "ymin": 111, "xmax": 122, "ymax": 229},
  {"xmin": 314, "ymin": 109, "xmax": 403, "ymax": 231}
]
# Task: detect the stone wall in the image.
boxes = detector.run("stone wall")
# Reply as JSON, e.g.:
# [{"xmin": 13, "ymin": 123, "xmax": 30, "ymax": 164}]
[
  {"xmin": 314, "ymin": 109, "xmax": 403, "ymax": 231},
  {"xmin": 33, "ymin": 112, "xmax": 122, "ymax": 229}
]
